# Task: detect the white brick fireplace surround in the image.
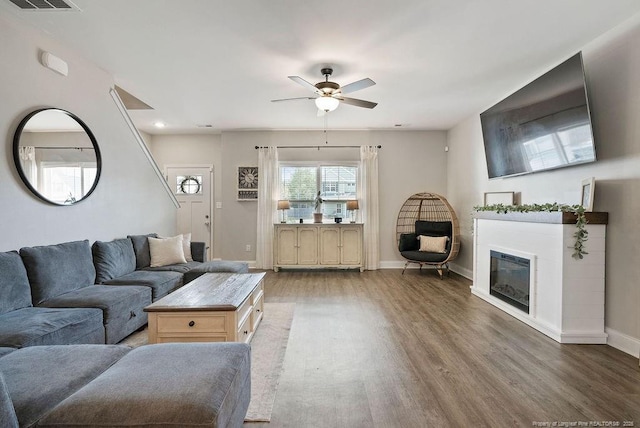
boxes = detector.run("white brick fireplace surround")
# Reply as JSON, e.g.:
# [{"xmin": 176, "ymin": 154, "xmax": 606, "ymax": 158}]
[{"xmin": 471, "ymin": 211, "xmax": 608, "ymax": 344}]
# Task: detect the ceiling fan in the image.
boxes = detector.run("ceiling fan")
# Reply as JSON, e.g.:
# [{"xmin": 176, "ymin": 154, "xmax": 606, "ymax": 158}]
[{"xmin": 271, "ymin": 67, "xmax": 377, "ymax": 113}]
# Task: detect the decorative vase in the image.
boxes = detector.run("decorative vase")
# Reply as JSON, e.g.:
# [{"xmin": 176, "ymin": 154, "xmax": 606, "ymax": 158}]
[{"xmin": 313, "ymin": 212, "xmax": 323, "ymax": 223}]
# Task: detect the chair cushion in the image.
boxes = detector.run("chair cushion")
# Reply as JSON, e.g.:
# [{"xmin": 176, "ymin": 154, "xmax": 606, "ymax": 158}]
[
  {"xmin": 401, "ymin": 250, "xmax": 450, "ymax": 263},
  {"xmin": 0, "ymin": 348, "xmax": 16, "ymax": 358},
  {"xmin": 20, "ymin": 240, "xmax": 96, "ymax": 306},
  {"xmin": 104, "ymin": 270, "xmax": 183, "ymax": 301},
  {"xmin": 0, "ymin": 345, "xmax": 130, "ymax": 428},
  {"xmin": 127, "ymin": 233, "xmax": 158, "ymax": 269},
  {"xmin": 40, "ymin": 285, "xmax": 150, "ymax": 344},
  {"xmin": 398, "ymin": 233, "xmax": 419, "ymax": 252},
  {"xmin": 415, "ymin": 220, "xmax": 452, "ymax": 237},
  {"xmin": 92, "ymin": 239, "xmax": 137, "ymax": 284},
  {"xmin": 0, "ymin": 307, "xmax": 104, "ymax": 348},
  {"xmin": 0, "ymin": 251, "xmax": 32, "ymax": 315},
  {"xmin": 38, "ymin": 343, "xmax": 251, "ymax": 428},
  {"xmin": 0, "ymin": 371, "xmax": 18, "ymax": 428}
]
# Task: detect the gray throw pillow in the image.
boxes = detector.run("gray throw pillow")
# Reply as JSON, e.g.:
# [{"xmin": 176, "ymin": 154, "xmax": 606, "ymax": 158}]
[
  {"xmin": 92, "ymin": 239, "xmax": 137, "ymax": 283},
  {"xmin": 127, "ymin": 234, "xmax": 158, "ymax": 270}
]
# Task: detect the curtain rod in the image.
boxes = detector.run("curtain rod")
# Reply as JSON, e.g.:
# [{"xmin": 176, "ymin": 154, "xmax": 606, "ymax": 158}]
[
  {"xmin": 34, "ymin": 147, "xmax": 94, "ymax": 150},
  {"xmin": 255, "ymin": 145, "xmax": 381, "ymax": 149}
]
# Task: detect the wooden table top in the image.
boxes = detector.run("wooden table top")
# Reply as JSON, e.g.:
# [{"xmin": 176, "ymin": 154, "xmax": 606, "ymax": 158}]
[{"xmin": 144, "ymin": 272, "xmax": 265, "ymax": 312}]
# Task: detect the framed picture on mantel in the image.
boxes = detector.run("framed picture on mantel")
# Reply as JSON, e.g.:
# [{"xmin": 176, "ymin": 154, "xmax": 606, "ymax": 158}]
[
  {"xmin": 483, "ymin": 191, "xmax": 515, "ymax": 206},
  {"xmin": 581, "ymin": 177, "xmax": 595, "ymax": 212}
]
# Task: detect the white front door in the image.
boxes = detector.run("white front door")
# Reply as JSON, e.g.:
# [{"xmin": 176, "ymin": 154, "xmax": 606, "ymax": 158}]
[{"xmin": 166, "ymin": 166, "xmax": 213, "ymax": 260}]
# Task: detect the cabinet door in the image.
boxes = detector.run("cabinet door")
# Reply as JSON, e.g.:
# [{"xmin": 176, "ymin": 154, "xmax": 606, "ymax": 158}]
[
  {"xmin": 297, "ymin": 227, "xmax": 318, "ymax": 265},
  {"xmin": 341, "ymin": 226, "xmax": 362, "ymax": 265},
  {"xmin": 319, "ymin": 227, "xmax": 340, "ymax": 265},
  {"xmin": 275, "ymin": 226, "xmax": 297, "ymax": 265}
]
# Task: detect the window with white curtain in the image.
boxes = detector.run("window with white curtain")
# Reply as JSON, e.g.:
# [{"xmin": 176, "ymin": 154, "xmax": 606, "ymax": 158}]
[{"xmin": 280, "ymin": 163, "xmax": 358, "ymax": 221}]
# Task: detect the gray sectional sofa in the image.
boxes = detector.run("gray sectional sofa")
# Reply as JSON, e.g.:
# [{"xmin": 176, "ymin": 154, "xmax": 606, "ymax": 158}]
[{"xmin": 0, "ymin": 234, "xmax": 251, "ymax": 427}]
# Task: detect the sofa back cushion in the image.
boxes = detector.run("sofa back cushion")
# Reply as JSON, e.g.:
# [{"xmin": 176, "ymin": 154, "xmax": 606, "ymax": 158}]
[
  {"xmin": 127, "ymin": 233, "xmax": 158, "ymax": 269},
  {"xmin": 92, "ymin": 239, "xmax": 137, "ymax": 284},
  {"xmin": 0, "ymin": 251, "xmax": 33, "ymax": 315},
  {"xmin": 20, "ymin": 240, "xmax": 96, "ymax": 306},
  {"xmin": 0, "ymin": 371, "xmax": 19, "ymax": 428}
]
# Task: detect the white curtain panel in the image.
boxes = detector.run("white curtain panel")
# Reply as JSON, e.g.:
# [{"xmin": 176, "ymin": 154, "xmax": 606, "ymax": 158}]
[
  {"xmin": 359, "ymin": 145, "xmax": 380, "ymax": 270},
  {"xmin": 256, "ymin": 146, "xmax": 279, "ymax": 269},
  {"xmin": 18, "ymin": 146, "xmax": 37, "ymax": 185}
]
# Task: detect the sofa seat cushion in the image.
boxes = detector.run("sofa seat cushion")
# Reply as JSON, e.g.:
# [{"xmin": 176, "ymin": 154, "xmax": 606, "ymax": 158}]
[
  {"xmin": 143, "ymin": 260, "xmax": 202, "ymax": 274},
  {"xmin": 20, "ymin": 240, "xmax": 96, "ymax": 306},
  {"xmin": 104, "ymin": 270, "xmax": 182, "ymax": 301},
  {"xmin": 92, "ymin": 238, "xmax": 137, "ymax": 284},
  {"xmin": 0, "ymin": 348, "xmax": 16, "ymax": 358},
  {"xmin": 183, "ymin": 261, "xmax": 250, "ymax": 284},
  {"xmin": 0, "ymin": 345, "xmax": 130, "ymax": 428},
  {"xmin": 0, "ymin": 307, "xmax": 104, "ymax": 348},
  {"xmin": 0, "ymin": 371, "xmax": 18, "ymax": 428},
  {"xmin": 401, "ymin": 250, "xmax": 450, "ymax": 263},
  {"xmin": 38, "ymin": 343, "xmax": 251, "ymax": 428},
  {"xmin": 39, "ymin": 285, "xmax": 151, "ymax": 344},
  {"xmin": 0, "ymin": 251, "xmax": 32, "ymax": 315}
]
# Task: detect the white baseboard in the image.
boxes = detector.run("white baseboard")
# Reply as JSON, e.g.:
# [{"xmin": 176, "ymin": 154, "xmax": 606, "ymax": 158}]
[
  {"xmin": 449, "ymin": 263, "xmax": 472, "ymax": 280},
  {"xmin": 379, "ymin": 260, "xmax": 407, "ymax": 269},
  {"xmin": 606, "ymin": 327, "xmax": 640, "ymax": 359}
]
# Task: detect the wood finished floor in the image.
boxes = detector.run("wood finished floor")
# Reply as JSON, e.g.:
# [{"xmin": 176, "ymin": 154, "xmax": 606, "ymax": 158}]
[{"xmin": 244, "ymin": 269, "xmax": 640, "ymax": 428}]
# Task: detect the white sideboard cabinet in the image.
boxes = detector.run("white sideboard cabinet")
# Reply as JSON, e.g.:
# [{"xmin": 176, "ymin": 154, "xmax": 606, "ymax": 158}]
[{"xmin": 273, "ymin": 223, "xmax": 363, "ymax": 272}]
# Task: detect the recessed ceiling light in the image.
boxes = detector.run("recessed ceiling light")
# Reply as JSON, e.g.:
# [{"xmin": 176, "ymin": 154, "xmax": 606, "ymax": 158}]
[{"xmin": 154, "ymin": 121, "xmax": 166, "ymax": 128}]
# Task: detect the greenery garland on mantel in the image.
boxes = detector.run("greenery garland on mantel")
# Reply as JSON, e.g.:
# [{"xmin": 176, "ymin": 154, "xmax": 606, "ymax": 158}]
[{"xmin": 473, "ymin": 203, "xmax": 588, "ymax": 260}]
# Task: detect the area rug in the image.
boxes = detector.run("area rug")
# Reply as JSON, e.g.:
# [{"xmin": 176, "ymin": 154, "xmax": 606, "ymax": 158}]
[{"xmin": 119, "ymin": 302, "xmax": 295, "ymax": 422}]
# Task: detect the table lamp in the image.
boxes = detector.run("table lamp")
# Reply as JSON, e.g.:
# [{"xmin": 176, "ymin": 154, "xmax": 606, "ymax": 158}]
[
  {"xmin": 277, "ymin": 200, "xmax": 291, "ymax": 223},
  {"xmin": 346, "ymin": 200, "xmax": 359, "ymax": 223}
]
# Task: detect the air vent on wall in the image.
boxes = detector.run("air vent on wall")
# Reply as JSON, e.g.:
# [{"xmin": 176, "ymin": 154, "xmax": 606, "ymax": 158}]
[{"xmin": 8, "ymin": 0, "xmax": 81, "ymax": 11}]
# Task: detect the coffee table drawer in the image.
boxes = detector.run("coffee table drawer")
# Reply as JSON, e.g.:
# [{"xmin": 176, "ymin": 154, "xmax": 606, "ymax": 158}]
[
  {"xmin": 156, "ymin": 313, "xmax": 228, "ymax": 333},
  {"xmin": 237, "ymin": 312, "xmax": 252, "ymax": 344}
]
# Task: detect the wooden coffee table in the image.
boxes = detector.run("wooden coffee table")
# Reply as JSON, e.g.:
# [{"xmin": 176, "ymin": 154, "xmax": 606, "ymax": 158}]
[{"xmin": 144, "ymin": 272, "xmax": 265, "ymax": 344}]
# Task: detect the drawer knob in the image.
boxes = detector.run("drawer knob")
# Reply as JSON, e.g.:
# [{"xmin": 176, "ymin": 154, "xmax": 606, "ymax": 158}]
[
  {"xmin": 256, "ymin": 309, "xmax": 261, "ymax": 312},
  {"xmin": 188, "ymin": 320, "xmax": 195, "ymax": 327},
  {"xmin": 244, "ymin": 330, "xmax": 248, "ymax": 335}
]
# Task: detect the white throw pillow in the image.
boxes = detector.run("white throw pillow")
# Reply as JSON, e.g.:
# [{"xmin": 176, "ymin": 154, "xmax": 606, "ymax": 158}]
[
  {"xmin": 182, "ymin": 233, "xmax": 193, "ymax": 262},
  {"xmin": 148, "ymin": 235, "xmax": 187, "ymax": 267},
  {"xmin": 418, "ymin": 235, "xmax": 448, "ymax": 253}
]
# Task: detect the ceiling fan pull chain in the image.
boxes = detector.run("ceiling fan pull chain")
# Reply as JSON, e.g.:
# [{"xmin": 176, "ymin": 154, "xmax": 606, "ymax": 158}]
[{"xmin": 324, "ymin": 114, "xmax": 328, "ymax": 145}]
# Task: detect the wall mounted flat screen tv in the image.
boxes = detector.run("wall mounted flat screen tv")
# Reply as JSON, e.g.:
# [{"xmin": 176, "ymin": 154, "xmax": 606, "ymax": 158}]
[{"xmin": 480, "ymin": 52, "xmax": 596, "ymax": 179}]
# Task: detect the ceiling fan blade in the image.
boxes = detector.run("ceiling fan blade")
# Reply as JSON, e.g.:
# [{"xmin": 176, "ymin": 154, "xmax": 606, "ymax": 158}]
[
  {"xmin": 339, "ymin": 78, "xmax": 376, "ymax": 95},
  {"xmin": 288, "ymin": 76, "xmax": 322, "ymax": 94},
  {"xmin": 271, "ymin": 96, "xmax": 316, "ymax": 103},
  {"xmin": 335, "ymin": 96, "xmax": 378, "ymax": 109}
]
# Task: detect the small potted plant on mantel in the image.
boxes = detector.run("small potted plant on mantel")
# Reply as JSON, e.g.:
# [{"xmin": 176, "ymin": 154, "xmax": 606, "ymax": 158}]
[{"xmin": 313, "ymin": 191, "xmax": 323, "ymax": 223}]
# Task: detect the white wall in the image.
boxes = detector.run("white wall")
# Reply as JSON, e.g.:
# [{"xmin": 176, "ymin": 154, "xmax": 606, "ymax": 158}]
[
  {"xmin": 446, "ymin": 14, "xmax": 640, "ymax": 354},
  {"xmin": 149, "ymin": 130, "xmax": 447, "ymax": 263},
  {"xmin": 0, "ymin": 15, "xmax": 176, "ymax": 251}
]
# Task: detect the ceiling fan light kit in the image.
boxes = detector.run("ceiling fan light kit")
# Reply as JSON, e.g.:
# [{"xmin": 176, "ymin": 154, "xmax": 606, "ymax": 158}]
[
  {"xmin": 272, "ymin": 67, "xmax": 377, "ymax": 113},
  {"xmin": 315, "ymin": 96, "xmax": 340, "ymax": 112}
]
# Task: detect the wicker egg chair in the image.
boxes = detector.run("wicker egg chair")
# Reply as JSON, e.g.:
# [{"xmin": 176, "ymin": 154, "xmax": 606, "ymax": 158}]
[{"xmin": 396, "ymin": 192, "xmax": 460, "ymax": 277}]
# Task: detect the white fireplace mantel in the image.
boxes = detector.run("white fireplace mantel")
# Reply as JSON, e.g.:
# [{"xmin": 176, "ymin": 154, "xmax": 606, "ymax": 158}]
[{"xmin": 471, "ymin": 211, "xmax": 608, "ymax": 344}]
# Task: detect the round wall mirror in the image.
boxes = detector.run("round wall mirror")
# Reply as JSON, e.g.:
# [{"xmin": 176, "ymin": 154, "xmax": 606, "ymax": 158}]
[{"xmin": 13, "ymin": 108, "xmax": 102, "ymax": 205}]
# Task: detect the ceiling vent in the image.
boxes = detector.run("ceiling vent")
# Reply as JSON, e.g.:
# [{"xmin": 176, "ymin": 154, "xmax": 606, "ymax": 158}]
[{"xmin": 7, "ymin": 0, "xmax": 81, "ymax": 11}]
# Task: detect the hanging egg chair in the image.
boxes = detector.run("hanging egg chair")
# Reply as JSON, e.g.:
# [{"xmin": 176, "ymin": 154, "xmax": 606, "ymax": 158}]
[{"xmin": 396, "ymin": 192, "xmax": 460, "ymax": 277}]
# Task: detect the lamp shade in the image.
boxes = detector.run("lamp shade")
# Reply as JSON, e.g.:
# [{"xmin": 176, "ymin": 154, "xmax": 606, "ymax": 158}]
[
  {"xmin": 315, "ymin": 96, "xmax": 340, "ymax": 112},
  {"xmin": 277, "ymin": 200, "xmax": 291, "ymax": 210},
  {"xmin": 346, "ymin": 200, "xmax": 359, "ymax": 211}
]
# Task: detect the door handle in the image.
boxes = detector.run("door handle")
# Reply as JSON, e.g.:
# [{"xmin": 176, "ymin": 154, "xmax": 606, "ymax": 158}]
[{"xmin": 204, "ymin": 222, "xmax": 210, "ymax": 226}]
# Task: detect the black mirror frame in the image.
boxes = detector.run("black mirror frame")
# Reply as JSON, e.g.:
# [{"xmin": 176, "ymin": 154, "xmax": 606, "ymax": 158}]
[{"xmin": 13, "ymin": 108, "xmax": 102, "ymax": 206}]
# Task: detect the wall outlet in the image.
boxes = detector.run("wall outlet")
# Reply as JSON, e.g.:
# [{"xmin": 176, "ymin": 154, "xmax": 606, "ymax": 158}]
[
  {"xmin": 216, "ymin": 202, "xmax": 222, "ymax": 209},
  {"xmin": 245, "ymin": 244, "xmax": 251, "ymax": 252}
]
